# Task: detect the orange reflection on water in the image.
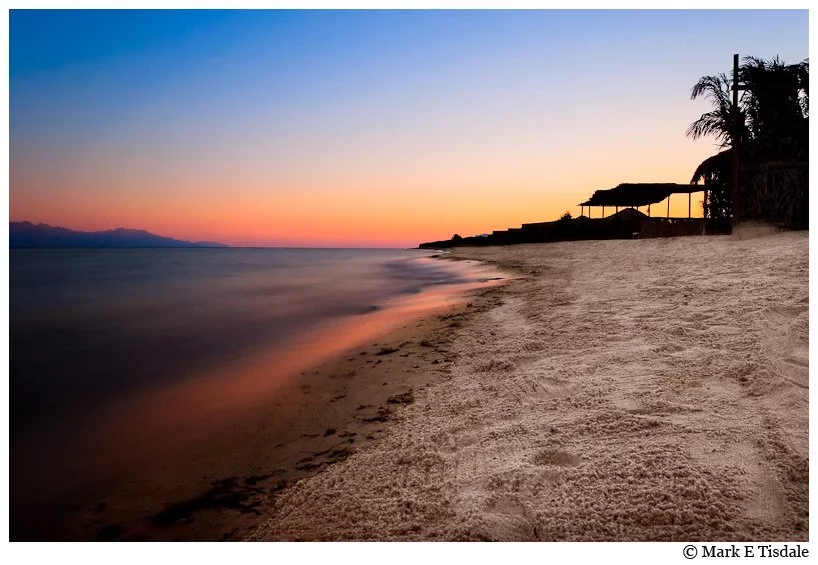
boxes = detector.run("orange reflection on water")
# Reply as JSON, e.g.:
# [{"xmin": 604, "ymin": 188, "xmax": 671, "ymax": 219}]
[{"xmin": 79, "ymin": 258, "xmax": 505, "ymax": 476}]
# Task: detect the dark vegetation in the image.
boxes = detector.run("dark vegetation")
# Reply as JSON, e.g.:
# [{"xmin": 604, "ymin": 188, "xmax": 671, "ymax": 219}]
[{"xmin": 688, "ymin": 56, "xmax": 808, "ymax": 229}]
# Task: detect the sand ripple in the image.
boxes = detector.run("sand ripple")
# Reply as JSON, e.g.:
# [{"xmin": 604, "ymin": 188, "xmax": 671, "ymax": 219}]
[{"xmin": 250, "ymin": 231, "xmax": 808, "ymax": 541}]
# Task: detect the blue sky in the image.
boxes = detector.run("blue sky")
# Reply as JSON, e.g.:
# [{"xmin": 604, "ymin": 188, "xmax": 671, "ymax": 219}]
[{"xmin": 8, "ymin": 9, "xmax": 810, "ymax": 246}]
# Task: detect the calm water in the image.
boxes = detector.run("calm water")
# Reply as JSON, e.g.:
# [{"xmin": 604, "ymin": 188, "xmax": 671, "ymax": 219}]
[
  {"xmin": 10, "ymin": 248, "xmax": 483, "ymax": 431},
  {"xmin": 10, "ymin": 247, "xmax": 501, "ymax": 539}
]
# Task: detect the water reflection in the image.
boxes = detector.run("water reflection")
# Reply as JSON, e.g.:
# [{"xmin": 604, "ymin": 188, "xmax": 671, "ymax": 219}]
[{"xmin": 10, "ymin": 248, "xmax": 505, "ymax": 539}]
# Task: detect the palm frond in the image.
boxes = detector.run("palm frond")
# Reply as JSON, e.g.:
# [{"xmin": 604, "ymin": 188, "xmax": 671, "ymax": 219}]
[{"xmin": 685, "ymin": 111, "xmax": 731, "ymax": 144}]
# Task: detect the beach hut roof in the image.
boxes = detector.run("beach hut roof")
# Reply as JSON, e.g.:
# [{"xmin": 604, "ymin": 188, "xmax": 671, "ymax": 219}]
[
  {"xmin": 690, "ymin": 150, "xmax": 732, "ymax": 184},
  {"xmin": 579, "ymin": 183, "xmax": 700, "ymax": 207}
]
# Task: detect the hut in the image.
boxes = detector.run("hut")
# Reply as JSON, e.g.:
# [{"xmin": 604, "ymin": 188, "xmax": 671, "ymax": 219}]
[{"xmin": 579, "ymin": 183, "xmax": 704, "ymax": 219}]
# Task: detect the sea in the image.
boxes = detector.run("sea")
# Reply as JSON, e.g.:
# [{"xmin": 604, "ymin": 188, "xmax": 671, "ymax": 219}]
[{"xmin": 9, "ymin": 247, "xmax": 503, "ymax": 539}]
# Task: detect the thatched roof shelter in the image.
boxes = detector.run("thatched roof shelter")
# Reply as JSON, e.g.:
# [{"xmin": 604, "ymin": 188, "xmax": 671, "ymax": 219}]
[
  {"xmin": 690, "ymin": 150, "xmax": 731, "ymax": 185},
  {"xmin": 579, "ymin": 183, "xmax": 701, "ymax": 208}
]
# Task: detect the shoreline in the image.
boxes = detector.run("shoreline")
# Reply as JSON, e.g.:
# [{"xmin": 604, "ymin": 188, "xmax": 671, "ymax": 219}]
[
  {"xmin": 35, "ymin": 260, "xmax": 508, "ymax": 542},
  {"xmin": 250, "ymin": 231, "xmax": 808, "ymax": 541}
]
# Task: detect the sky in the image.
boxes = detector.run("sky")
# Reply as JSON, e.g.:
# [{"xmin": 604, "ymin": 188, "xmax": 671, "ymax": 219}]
[{"xmin": 7, "ymin": 9, "xmax": 810, "ymax": 247}]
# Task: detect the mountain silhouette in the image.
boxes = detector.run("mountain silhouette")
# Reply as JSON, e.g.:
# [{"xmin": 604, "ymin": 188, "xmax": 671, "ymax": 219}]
[{"xmin": 10, "ymin": 221, "xmax": 228, "ymax": 248}]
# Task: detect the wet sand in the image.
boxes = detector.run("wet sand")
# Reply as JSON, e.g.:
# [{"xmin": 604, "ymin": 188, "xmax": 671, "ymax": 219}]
[
  {"xmin": 30, "ymin": 269, "xmax": 504, "ymax": 542},
  {"xmin": 249, "ymin": 231, "xmax": 808, "ymax": 541},
  {"xmin": 66, "ymin": 310, "xmax": 475, "ymax": 541}
]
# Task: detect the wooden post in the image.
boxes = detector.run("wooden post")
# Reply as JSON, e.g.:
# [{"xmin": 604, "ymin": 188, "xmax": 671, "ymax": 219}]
[
  {"xmin": 616, "ymin": 206, "xmax": 619, "ymax": 214},
  {"xmin": 688, "ymin": 192, "xmax": 692, "ymax": 218},
  {"xmin": 703, "ymin": 188, "xmax": 708, "ymax": 234},
  {"xmin": 602, "ymin": 206, "xmax": 605, "ymax": 217},
  {"xmin": 667, "ymin": 195, "xmax": 671, "ymax": 218},
  {"xmin": 648, "ymin": 204, "xmax": 651, "ymax": 217},
  {"xmin": 731, "ymin": 53, "xmax": 741, "ymax": 227}
]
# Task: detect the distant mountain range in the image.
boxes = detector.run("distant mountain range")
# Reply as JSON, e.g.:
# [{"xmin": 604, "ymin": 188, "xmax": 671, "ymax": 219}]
[{"xmin": 9, "ymin": 221, "xmax": 228, "ymax": 248}]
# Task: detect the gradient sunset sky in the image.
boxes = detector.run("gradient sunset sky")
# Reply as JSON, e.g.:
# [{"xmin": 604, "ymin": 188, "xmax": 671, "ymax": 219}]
[{"xmin": 8, "ymin": 9, "xmax": 809, "ymax": 247}]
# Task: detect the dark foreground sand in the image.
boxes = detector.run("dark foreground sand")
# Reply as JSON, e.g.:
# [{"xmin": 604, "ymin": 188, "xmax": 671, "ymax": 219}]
[{"xmin": 249, "ymin": 231, "xmax": 808, "ymax": 541}]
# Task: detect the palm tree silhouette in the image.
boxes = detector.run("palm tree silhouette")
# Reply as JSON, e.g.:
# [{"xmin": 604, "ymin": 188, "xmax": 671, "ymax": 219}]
[
  {"xmin": 687, "ymin": 56, "xmax": 808, "ymax": 229},
  {"xmin": 686, "ymin": 73, "xmax": 748, "ymax": 148},
  {"xmin": 740, "ymin": 57, "xmax": 808, "ymax": 160}
]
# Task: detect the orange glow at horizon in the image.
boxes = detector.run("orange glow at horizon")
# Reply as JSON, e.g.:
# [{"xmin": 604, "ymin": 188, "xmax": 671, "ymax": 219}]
[{"xmin": 9, "ymin": 136, "xmax": 715, "ymax": 247}]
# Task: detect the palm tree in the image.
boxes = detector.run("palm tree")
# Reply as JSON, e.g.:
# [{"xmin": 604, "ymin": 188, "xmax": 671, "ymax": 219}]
[
  {"xmin": 740, "ymin": 56, "xmax": 808, "ymax": 160},
  {"xmin": 686, "ymin": 73, "xmax": 748, "ymax": 148},
  {"xmin": 686, "ymin": 72, "xmax": 743, "ymax": 225},
  {"xmin": 687, "ymin": 56, "xmax": 808, "ymax": 228}
]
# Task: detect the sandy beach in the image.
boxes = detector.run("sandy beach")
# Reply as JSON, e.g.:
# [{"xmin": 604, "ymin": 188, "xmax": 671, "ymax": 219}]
[{"xmin": 249, "ymin": 230, "xmax": 808, "ymax": 541}]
